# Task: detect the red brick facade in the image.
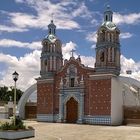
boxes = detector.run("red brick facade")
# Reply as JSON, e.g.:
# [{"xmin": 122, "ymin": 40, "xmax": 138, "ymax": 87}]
[
  {"xmin": 88, "ymin": 79, "xmax": 111, "ymax": 116},
  {"xmin": 37, "ymin": 58, "xmax": 112, "ymax": 117},
  {"xmin": 37, "ymin": 82, "xmax": 53, "ymax": 114}
]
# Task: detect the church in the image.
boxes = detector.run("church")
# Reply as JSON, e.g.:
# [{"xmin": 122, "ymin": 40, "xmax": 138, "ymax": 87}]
[
  {"xmin": 36, "ymin": 6, "xmax": 123, "ymax": 125},
  {"xmin": 16, "ymin": 6, "xmax": 140, "ymax": 126}
]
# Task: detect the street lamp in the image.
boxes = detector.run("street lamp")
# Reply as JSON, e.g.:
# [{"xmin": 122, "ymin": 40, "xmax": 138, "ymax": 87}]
[{"xmin": 12, "ymin": 71, "xmax": 19, "ymax": 126}]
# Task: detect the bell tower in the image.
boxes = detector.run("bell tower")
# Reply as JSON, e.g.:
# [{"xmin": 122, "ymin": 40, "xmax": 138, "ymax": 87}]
[
  {"xmin": 95, "ymin": 5, "xmax": 120, "ymax": 75},
  {"xmin": 40, "ymin": 20, "xmax": 63, "ymax": 78}
]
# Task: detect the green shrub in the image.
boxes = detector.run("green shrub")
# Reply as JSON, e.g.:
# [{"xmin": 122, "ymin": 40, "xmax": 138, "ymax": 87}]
[
  {"xmin": 0, "ymin": 122, "xmax": 11, "ymax": 130},
  {"xmin": 0, "ymin": 116, "xmax": 26, "ymax": 130}
]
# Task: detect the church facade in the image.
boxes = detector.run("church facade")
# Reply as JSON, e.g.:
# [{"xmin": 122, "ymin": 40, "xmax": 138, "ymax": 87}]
[{"xmin": 36, "ymin": 6, "xmax": 123, "ymax": 125}]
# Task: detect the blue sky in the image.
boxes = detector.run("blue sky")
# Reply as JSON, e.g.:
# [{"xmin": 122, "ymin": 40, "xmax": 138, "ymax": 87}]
[{"xmin": 0, "ymin": 0, "xmax": 140, "ymax": 90}]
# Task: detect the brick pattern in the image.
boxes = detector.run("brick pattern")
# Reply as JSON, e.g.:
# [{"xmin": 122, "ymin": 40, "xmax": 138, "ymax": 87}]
[
  {"xmin": 88, "ymin": 79, "xmax": 111, "ymax": 116},
  {"xmin": 37, "ymin": 83, "xmax": 53, "ymax": 114}
]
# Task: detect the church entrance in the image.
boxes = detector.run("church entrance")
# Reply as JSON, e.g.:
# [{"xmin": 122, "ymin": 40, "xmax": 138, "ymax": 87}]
[{"xmin": 66, "ymin": 97, "xmax": 78, "ymax": 123}]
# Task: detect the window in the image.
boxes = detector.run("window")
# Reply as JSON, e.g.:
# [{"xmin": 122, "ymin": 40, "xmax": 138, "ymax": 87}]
[
  {"xmin": 100, "ymin": 51, "xmax": 104, "ymax": 62},
  {"xmin": 70, "ymin": 78, "xmax": 75, "ymax": 87},
  {"xmin": 49, "ymin": 29, "xmax": 51, "ymax": 34},
  {"xmin": 106, "ymin": 15, "xmax": 108, "ymax": 21}
]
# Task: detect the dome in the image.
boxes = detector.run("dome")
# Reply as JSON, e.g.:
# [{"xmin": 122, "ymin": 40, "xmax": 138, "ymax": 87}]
[
  {"xmin": 101, "ymin": 21, "xmax": 117, "ymax": 31},
  {"xmin": 45, "ymin": 34, "xmax": 57, "ymax": 43}
]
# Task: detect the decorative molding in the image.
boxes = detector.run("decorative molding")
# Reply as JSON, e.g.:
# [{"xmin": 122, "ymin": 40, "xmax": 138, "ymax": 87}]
[
  {"xmin": 36, "ymin": 78, "xmax": 54, "ymax": 83},
  {"xmin": 84, "ymin": 115, "xmax": 111, "ymax": 125},
  {"xmin": 89, "ymin": 73, "xmax": 116, "ymax": 80},
  {"xmin": 37, "ymin": 114, "xmax": 54, "ymax": 122}
]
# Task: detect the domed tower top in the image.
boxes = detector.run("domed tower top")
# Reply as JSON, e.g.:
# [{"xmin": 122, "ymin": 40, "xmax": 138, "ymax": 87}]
[
  {"xmin": 104, "ymin": 5, "xmax": 113, "ymax": 22},
  {"xmin": 48, "ymin": 20, "xmax": 56, "ymax": 35}
]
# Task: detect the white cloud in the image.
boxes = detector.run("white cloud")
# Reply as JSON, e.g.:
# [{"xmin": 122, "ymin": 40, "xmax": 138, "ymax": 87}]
[
  {"xmin": 62, "ymin": 41, "xmax": 95, "ymax": 68},
  {"xmin": 10, "ymin": 13, "xmax": 38, "ymax": 29},
  {"xmin": 91, "ymin": 19, "xmax": 99, "ymax": 26},
  {"xmin": 15, "ymin": 0, "xmax": 23, "ymax": 3},
  {"xmin": 72, "ymin": 2, "xmax": 92, "ymax": 18},
  {"xmin": 121, "ymin": 55, "xmax": 140, "ymax": 81},
  {"xmin": 120, "ymin": 32, "xmax": 133, "ymax": 39},
  {"xmin": 0, "ymin": 39, "xmax": 41, "ymax": 50},
  {"xmin": 81, "ymin": 56, "xmax": 95, "ymax": 68},
  {"xmin": 121, "ymin": 55, "xmax": 139, "ymax": 73},
  {"xmin": 0, "ymin": 50, "xmax": 41, "ymax": 91},
  {"xmin": 114, "ymin": 12, "xmax": 140, "ymax": 25},
  {"xmin": 62, "ymin": 41, "xmax": 77, "ymax": 59},
  {"xmin": 0, "ymin": 25, "xmax": 28, "ymax": 32},
  {"xmin": 86, "ymin": 31, "xmax": 97, "ymax": 43},
  {"xmin": 7, "ymin": 0, "xmax": 80, "ymax": 30},
  {"xmin": 91, "ymin": 44, "xmax": 96, "ymax": 49}
]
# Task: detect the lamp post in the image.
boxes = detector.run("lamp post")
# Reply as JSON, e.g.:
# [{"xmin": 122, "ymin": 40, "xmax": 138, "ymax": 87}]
[{"xmin": 12, "ymin": 71, "xmax": 19, "ymax": 126}]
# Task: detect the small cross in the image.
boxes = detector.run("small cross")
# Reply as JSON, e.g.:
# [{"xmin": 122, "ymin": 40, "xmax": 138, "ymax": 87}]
[{"xmin": 71, "ymin": 49, "xmax": 76, "ymax": 57}]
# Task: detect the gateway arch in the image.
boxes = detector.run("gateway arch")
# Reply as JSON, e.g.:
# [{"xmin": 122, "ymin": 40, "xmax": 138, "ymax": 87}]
[{"xmin": 17, "ymin": 84, "xmax": 37, "ymax": 119}]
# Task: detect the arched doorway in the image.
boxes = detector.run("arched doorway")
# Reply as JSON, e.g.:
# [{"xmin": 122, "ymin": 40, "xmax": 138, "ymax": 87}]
[{"xmin": 66, "ymin": 97, "xmax": 78, "ymax": 123}]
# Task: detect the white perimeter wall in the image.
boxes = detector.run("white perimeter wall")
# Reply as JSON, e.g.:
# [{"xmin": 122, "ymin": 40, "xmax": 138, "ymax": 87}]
[{"xmin": 111, "ymin": 76, "xmax": 123, "ymax": 125}]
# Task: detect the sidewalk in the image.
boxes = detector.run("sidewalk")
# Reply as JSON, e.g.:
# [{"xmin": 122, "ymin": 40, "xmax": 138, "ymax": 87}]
[{"xmin": 24, "ymin": 121, "xmax": 140, "ymax": 140}]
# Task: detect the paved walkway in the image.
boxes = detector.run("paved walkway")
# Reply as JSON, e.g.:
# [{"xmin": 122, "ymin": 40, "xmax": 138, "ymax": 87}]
[{"xmin": 24, "ymin": 121, "xmax": 140, "ymax": 140}]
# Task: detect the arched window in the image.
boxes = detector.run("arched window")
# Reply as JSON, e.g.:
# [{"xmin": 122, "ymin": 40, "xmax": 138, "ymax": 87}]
[
  {"xmin": 70, "ymin": 78, "xmax": 75, "ymax": 87},
  {"xmin": 49, "ymin": 29, "xmax": 51, "ymax": 34},
  {"xmin": 106, "ymin": 15, "xmax": 108, "ymax": 21},
  {"xmin": 100, "ymin": 51, "xmax": 105, "ymax": 62},
  {"xmin": 110, "ymin": 48, "xmax": 112, "ymax": 62}
]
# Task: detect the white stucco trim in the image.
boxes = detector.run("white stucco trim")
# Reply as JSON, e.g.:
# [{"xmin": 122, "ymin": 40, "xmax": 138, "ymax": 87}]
[
  {"xmin": 111, "ymin": 76, "xmax": 123, "ymax": 125},
  {"xmin": 17, "ymin": 83, "xmax": 37, "ymax": 119}
]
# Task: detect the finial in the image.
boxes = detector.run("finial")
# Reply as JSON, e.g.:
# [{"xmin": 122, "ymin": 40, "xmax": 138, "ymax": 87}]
[
  {"xmin": 81, "ymin": 75, "xmax": 83, "ymax": 81},
  {"xmin": 78, "ymin": 54, "xmax": 80, "ymax": 58},
  {"xmin": 106, "ymin": 4, "xmax": 112, "ymax": 12},
  {"xmin": 51, "ymin": 13, "xmax": 54, "ymax": 23},
  {"xmin": 60, "ymin": 77, "xmax": 63, "ymax": 86},
  {"xmin": 71, "ymin": 49, "xmax": 76, "ymax": 57},
  {"xmin": 104, "ymin": 0, "xmax": 110, "ymax": 10},
  {"xmin": 107, "ymin": 5, "xmax": 110, "ymax": 9}
]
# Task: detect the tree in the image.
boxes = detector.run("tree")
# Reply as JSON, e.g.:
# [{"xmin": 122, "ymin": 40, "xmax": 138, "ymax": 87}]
[{"xmin": 0, "ymin": 86, "xmax": 23, "ymax": 103}]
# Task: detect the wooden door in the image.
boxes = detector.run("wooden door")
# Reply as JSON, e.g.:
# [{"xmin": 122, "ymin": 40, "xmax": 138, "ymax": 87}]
[
  {"xmin": 66, "ymin": 97, "xmax": 78, "ymax": 123},
  {"xmin": 25, "ymin": 103, "xmax": 37, "ymax": 119},
  {"xmin": 124, "ymin": 106, "xmax": 140, "ymax": 124}
]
